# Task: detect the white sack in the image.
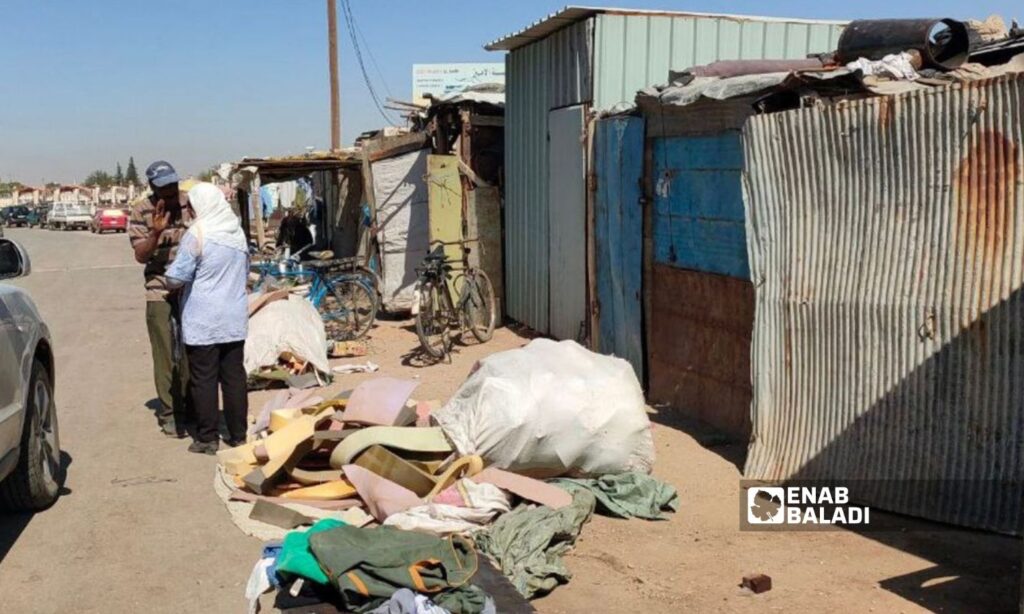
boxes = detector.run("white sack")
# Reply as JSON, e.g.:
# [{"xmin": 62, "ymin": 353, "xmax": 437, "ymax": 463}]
[
  {"xmin": 244, "ymin": 296, "xmax": 330, "ymax": 375},
  {"xmin": 433, "ymin": 339, "xmax": 655, "ymax": 478}
]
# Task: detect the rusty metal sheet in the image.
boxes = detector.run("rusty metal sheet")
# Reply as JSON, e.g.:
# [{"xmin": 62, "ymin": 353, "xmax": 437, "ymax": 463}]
[
  {"xmin": 648, "ymin": 264, "xmax": 754, "ymax": 441},
  {"xmin": 742, "ymin": 75, "xmax": 1024, "ymax": 533}
]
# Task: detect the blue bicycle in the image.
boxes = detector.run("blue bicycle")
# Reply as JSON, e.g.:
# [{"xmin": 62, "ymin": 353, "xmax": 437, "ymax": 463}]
[{"xmin": 251, "ymin": 245, "xmax": 378, "ymax": 341}]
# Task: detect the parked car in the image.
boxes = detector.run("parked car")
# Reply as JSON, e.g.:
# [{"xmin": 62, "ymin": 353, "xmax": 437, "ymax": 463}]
[
  {"xmin": 0, "ymin": 238, "xmax": 61, "ymax": 511},
  {"xmin": 36, "ymin": 204, "xmax": 51, "ymax": 229},
  {"xmin": 91, "ymin": 207, "xmax": 128, "ymax": 234},
  {"xmin": 1, "ymin": 206, "xmax": 31, "ymax": 228},
  {"xmin": 24, "ymin": 207, "xmax": 43, "ymax": 228},
  {"xmin": 48, "ymin": 203, "xmax": 91, "ymax": 231}
]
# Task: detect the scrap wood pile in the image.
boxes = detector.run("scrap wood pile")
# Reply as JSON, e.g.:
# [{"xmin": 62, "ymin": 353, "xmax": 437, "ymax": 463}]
[{"xmin": 219, "ymin": 338, "xmax": 680, "ymax": 613}]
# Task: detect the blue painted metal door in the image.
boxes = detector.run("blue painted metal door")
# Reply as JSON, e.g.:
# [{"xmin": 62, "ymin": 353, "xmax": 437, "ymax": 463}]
[
  {"xmin": 594, "ymin": 116, "xmax": 644, "ymax": 379},
  {"xmin": 651, "ymin": 134, "xmax": 750, "ymax": 279}
]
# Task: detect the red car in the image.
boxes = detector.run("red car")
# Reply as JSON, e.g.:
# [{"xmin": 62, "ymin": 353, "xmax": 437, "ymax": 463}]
[{"xmin": 91, "ymin": 208, "xmax": 128, "ymax": 234}]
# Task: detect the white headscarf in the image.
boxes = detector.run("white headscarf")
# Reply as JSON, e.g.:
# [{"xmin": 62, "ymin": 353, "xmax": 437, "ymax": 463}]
[{"xmin": 186, "ymin": 182, "xmax": 248, "ymax": 254}]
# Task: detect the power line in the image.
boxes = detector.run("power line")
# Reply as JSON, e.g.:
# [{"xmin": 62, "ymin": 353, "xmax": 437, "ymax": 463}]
[
  {"xmin": 340, "ymin": 0, "xmax": 395, "ymax": 126},
  {"xmin": 353, "ymin": 13, "xmax": 394, "ymax": 99}
]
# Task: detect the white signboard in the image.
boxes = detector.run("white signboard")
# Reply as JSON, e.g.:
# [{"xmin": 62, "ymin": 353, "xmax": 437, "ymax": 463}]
[{"xmin": 412, "ymin": 63, "xmax": 505, "ymax": 105}]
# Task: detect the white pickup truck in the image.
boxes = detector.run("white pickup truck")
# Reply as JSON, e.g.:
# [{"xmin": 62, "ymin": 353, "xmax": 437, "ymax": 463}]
[{"xmin": 48, "ymin": 203, "xmax": 92, "ymax": 231}]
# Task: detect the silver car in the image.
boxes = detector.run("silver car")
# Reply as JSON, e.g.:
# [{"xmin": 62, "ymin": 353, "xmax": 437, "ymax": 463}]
[{"xmin": 0, "ymin": 238, "xmax": 60, "ymax": 511}]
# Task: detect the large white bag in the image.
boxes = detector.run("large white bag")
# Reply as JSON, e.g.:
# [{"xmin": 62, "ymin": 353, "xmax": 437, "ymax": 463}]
[
  {"xmin": 244, "ymin": 296, "xmax": 330, "ymax": 376},
  {"xmin": 433, "ymin": 339, "xmax": 655, "ymax": 478}
]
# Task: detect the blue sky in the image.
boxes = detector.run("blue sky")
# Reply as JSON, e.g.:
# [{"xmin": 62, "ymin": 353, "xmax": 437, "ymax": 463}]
[{"xmin": 0, "ymin": 0, "xmax": 1015, "ymax": 184}]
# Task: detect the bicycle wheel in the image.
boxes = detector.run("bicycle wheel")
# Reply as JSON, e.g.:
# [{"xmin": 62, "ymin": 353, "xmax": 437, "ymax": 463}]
[
  {"xmin": 415, "ymin": 280, "xmax": 451, "ymax": 359},
  {"xmin": 460, "ymin": 269, "xmax": 497, "ymax": 343},
  {"xmin": 320, "ymin": 279, "xmax": 377, "ymax": 341}
]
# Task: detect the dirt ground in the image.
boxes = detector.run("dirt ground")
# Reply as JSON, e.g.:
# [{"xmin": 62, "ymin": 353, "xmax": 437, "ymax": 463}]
[{"xmin": 0, "ymin": 227, "xmax": 1019, "ymax": 613}]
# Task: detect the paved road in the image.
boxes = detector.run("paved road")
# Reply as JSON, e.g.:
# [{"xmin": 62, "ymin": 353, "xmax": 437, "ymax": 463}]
[{"xmin": 0, "ymin": 227, "xmax": 253, "ymax": 613}]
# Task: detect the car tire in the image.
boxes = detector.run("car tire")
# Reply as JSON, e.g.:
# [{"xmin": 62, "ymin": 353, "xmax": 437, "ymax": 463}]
[{"xmin": 0, "ymin": 359, "xmax": 61, "ymax": 512}]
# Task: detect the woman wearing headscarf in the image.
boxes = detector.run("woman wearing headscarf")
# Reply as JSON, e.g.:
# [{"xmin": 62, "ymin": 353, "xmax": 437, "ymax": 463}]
[{"xmin": 166, "ymin": 182, "xmax": 249, "ymax": 455}]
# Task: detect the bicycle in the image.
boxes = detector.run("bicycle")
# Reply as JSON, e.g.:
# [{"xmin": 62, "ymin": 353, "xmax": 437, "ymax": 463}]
[
  {"xmin": 251, "ymin": 245, "xmax": 378, "ymax": 341},
  {"xmin": 413, "ymin": 239, "xmax": 497, "ymax": 359}
]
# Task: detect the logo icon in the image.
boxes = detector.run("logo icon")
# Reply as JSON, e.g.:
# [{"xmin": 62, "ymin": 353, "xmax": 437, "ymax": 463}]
[{"xmin": 747, "ymin": 487, "xmax": 785, "ymax": 524}]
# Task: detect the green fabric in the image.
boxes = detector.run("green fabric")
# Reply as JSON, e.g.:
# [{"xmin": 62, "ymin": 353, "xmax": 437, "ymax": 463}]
[
  {"xmin": 474, "ymin": 491, "xmax": 596, "ymax": 599},
  {"xmin": 309, "ymin": 525, "xmax": 489, "ymax": 614},
  {"xmin": 550, "ymin": 472, "xmax": 680, "ymax": 520},
  {"xmin": 276, "ymin": 518, "xmax": 347, "ymax": 585}
]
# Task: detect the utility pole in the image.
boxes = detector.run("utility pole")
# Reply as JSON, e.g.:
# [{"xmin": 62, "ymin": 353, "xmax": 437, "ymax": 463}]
[{"xmin": 327, "ymin": 0, "xmax": 341, "ymax": 151}]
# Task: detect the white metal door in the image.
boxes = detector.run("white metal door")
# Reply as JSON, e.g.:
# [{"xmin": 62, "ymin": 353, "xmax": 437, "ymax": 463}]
[{"xmin": 547, "ymin": 105, "xmax": 587, "ymax": 341}]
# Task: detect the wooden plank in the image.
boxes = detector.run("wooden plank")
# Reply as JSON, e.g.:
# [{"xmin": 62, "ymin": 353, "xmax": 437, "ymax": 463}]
[
  {"xmin": 362, "ymin": 132, "xmax": 429, "ymax": 162},
  {"xmin": 427, "ymin": 154, "xmax": 464, "ymax": 295},
  {"xmin": 468, "ymin": 114, "xmax": 504, "ymax": 127},
  {"xmin": 465, "ymin": 186, "xmax": 504, "ymax": 318}
]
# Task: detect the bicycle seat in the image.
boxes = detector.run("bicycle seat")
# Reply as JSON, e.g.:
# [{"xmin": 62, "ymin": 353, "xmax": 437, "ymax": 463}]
[{"xmin": 310, "ymin": 250, "xmax": 335, "ymax": 260}]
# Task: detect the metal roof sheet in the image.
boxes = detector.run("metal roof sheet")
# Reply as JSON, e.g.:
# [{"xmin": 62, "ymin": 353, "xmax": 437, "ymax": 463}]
[{"xmin": 485, "ymin": 5, "xmax": 847, "ymax": 51}]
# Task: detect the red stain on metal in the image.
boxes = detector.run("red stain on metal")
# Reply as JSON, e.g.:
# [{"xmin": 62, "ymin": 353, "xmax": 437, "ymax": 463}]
[{"xmin": 955, "ymin": 129, "xmax": 1019, "ymax": 322}]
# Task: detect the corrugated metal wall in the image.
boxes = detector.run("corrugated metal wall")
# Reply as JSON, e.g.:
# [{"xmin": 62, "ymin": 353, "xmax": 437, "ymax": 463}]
[
  {"xmin": 652, "ymin": 134, "xmax": 750, "ymax": 278},
  {"xmin": 504, "ymin": 19, "xmax": 592, "ymax": 333},
  {"xmin": 594, "ymin": 14, "xmax": 844, "ymax": 109},
  {"xmin": 743, "ymin": 76, "xmax": 1024, "ymax": 532}
]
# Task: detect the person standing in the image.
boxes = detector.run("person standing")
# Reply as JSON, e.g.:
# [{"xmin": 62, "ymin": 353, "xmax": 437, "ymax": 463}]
[
  {"xmin": 165, "ymin": 182, "xmax": 250, "ymax": 454},
  {"xmin": 129, "ymin": 161, "xmax": 194, "ymax": 437}
]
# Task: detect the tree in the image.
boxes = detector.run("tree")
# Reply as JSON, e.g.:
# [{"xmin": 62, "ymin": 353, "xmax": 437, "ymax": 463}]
[
  {"xmin": 114, "ymin": 162, "xmax": 124, "ymax": 185},
  {"xmin": 125, "ymin": 157, "xmax": 140, "ymax": 186},
  {"xmin": 84, "ymin": 170, "xmax": 114, "ymax": 188}
]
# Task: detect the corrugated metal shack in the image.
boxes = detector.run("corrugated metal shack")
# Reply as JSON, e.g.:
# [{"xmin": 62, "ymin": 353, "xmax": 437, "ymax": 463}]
[
  {"xmin": 639, "ymin": 26, "xmax": 1024, "ymax": 531},
  {"xmin": 743, "ymin": 68, "xmax": 1024, "ymax": 533},
  {"xmin": 423, "ymin": 85, "xmax": 506, "ymax": 317},
  {"xmin": 487, "ymin": 5, "xmax": 845, "ymax": 342},
  {"xmin": 629, "ymin": 66, "xmax": 855, "ymax": 440}
]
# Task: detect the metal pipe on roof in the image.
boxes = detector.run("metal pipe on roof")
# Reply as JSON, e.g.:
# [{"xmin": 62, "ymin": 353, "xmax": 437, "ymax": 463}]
[{"xmin": 836, "ymin": 18, "xmax": 970, "ymax": 70}]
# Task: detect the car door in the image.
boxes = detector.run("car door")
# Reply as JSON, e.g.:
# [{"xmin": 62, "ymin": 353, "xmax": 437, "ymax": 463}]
[{"xmin": 0, "ymin": 288, "xmax": 26, "ymax": 454}]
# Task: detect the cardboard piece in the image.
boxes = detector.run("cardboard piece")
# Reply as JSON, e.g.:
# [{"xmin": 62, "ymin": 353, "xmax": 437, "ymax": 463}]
[
  {"xmin": 229, "ymin": 490, "xmax": 362, "ymax": 511},
  {"xmin": 426, "ymin": 455, "xmax": 484, "ymax": 499},
  {"xmin": 329, "ymin": 426, "xmax": 452, "ymax": 469},
  {"xmin": 471, "ymin": 467, "xmax": 572, "ymax": 510},
  {"xmin": 249, "ymin": 499, "xmax": 315, "ymax": 529},
  {"xmin": 343, "ymin": 464, "xmax": 422, "ymax": 522},
  {"xmin": 278, "ymin": 480, "xmax": 358, "ymax": 501},
  {"xmin": 342, "ymin": 377, "xmax": 419, "ymax": 426},
  {"xmin": 353, "ymin": 445, "xmax": 438, "ymax": 497},
  {"xmin": 288, "ymin": 468, "xmax": 346, "ymax": 486}
]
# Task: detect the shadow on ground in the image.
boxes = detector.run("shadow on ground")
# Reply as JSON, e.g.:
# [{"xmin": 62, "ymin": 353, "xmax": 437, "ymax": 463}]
[{"xmin": 0, "ymin": 451, "xmax": 73, "ymax": 565}]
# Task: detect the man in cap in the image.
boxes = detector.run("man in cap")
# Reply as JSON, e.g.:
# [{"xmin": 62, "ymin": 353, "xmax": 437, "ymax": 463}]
[{"xmin": 128, "ymin": 161, "xmax": 195, "ymax": 437}]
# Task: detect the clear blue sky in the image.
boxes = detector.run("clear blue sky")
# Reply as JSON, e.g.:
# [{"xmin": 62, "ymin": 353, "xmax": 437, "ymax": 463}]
[{"xmin": 0, "ymin": 0, "xmax": 1014, "ymax": 184}]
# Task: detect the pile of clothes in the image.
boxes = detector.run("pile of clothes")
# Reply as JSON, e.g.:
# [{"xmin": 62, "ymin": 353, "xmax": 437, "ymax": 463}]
[{"xmin": 223, "ymin": 339, "xmax": 680, "ymax": 613}]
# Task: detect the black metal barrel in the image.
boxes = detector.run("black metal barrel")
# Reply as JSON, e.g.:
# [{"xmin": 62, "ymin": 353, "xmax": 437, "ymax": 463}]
[{"xmin": 837, "ymin": 18, "xmax": 970, "ymax": 70}]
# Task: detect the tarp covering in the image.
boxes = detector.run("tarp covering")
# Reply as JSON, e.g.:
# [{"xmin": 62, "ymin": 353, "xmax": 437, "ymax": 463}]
[{"xmin": 371, "ymin": 148, "xmax": 430, "ymax": 312}]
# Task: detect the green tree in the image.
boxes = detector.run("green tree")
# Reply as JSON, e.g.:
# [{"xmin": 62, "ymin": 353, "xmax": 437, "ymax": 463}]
[
  {"xmin": 84, "ymin": 170, "xmax": 114, "ymax": 188},
  {"xmin": 125, "ymin": 157, "xmax": 140, "ymax": 186},
  {"xmin": 114, "ymin": 162, "xmax": 124, "ymax": 185}
]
